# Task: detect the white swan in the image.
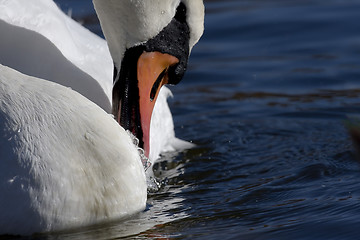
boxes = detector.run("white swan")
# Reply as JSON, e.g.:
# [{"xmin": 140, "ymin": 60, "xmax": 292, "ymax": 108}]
[{"xmin": 0, "ymin": 0, "xmax": 204, "ymax": 235}]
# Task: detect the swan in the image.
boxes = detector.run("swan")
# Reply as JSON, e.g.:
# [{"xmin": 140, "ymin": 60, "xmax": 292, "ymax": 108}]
[{"xmin": 0, "ymin": 0, "xmax": 204, "ymax": 235}]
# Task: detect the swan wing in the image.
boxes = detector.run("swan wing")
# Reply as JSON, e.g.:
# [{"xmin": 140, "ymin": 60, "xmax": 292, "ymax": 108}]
[{"xmin": 0, "ymin": 0, "xmax": 113, "ymax": 100}]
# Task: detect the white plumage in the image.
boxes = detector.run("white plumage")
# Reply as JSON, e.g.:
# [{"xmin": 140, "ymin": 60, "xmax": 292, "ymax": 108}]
[{"xmin": 0, "ymin": 64, "xmax": 147, "ymax": 234}]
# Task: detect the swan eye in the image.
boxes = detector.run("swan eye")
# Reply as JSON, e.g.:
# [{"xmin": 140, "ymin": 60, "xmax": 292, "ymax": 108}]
[{"xmin": 150, "ymin": 68, "xmax": 167, "ymax": 101}]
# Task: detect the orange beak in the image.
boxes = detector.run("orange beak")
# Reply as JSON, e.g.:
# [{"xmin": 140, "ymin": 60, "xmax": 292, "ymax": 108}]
[{"xmin": 137, "ymin": 52, "xmax": 179, "ymax": 158}]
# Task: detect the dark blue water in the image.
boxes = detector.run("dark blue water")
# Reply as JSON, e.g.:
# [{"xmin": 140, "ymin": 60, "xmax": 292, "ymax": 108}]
[{"xmin": 23, "ymin": 0, "xmax": 360, "ymax": 239}]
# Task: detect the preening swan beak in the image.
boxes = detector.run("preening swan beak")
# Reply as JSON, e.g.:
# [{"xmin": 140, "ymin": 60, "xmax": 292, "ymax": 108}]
[
  {"xmin": 94, "ymin": 0, "xmax": 205, "ymax": 159},
  {"xmin": 110, "ymin": 2, "xmax": 192, "ymax": 159},
  {"xmin": 112, "ymin": 46, "xmax": 184, "ymax": 159},
  {"xmin": 138, "ymin": 52, "xmax": 179, "ymax": 157}
]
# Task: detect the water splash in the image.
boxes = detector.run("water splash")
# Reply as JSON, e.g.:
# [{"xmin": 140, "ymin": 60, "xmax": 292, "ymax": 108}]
[
  {"xmin": 126, "ymin": 130, "xmax": 151, "ymax": 171},
  {"xmin": 126, "ymin": 130, "xmax": 162, "ymax": 192}
]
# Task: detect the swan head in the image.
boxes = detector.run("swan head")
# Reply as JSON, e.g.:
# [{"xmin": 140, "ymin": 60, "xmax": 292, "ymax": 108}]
[{"xmin": 93, "ymin": 0, "xmax": 204, "ymax": 157}]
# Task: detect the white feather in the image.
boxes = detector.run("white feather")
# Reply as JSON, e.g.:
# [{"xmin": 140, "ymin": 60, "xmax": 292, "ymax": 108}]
[
  {"xmin": 0, "ymin": 64, "xmax": 147, "ymax": 235},
  {"xmin": 93, "ymin": 0, "xmax": 204, "ymax": 70},
  {"xmin": 0, "ymin": 0, "xmax": 113, "ymax": 101}
]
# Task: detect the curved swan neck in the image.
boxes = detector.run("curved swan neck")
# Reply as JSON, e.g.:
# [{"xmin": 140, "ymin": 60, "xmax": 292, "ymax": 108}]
[
  {"xmin": 93, "ymin": 0, "xmax": 205, "ymax": 72},
  {"xmin": 93, "ymin": 0, "xmax": 179, "ymax": 71}
]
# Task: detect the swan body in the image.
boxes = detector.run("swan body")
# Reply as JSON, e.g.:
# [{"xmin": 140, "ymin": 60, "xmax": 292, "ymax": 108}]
[
  {"xmin": 0, "ymin": 0, "xmax": 204, "ymax": 235},
  {"xmin": 0, "ymin": 64, "xmax": 146, "ymax": 234}
]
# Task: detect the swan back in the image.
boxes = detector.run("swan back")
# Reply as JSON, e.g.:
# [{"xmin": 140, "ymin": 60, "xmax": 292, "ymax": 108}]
[
  {"xmin": 0, "ymin": 64, "xmax": 147, "ymax": 234},
  {"xmin": 0, "ymin": 0, "xmax": 113, "ymax": 111}
]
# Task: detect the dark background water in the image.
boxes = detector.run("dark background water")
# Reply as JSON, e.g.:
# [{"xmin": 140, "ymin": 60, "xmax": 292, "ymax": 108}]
[{"xmin": 19, "ymin": 0, "xmax": 360, "ymax": 239}]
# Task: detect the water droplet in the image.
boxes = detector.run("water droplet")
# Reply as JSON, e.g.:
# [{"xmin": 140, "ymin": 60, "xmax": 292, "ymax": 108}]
[{"xmin": 126, "ymin": 130, "xmax": 151, "ymax": 171}]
